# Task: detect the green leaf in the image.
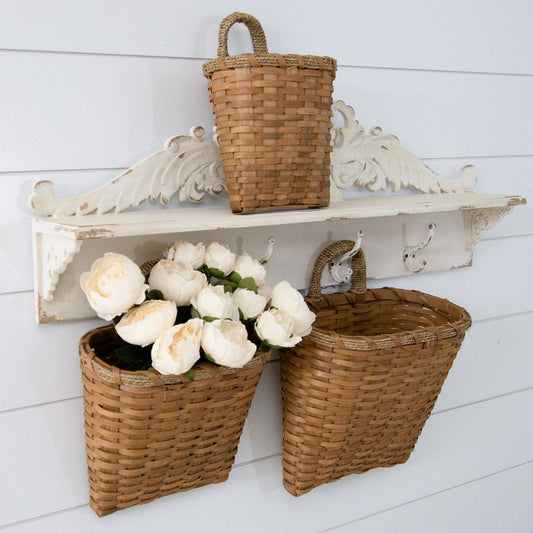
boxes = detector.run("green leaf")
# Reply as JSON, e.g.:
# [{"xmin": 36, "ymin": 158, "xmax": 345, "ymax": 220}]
[
  {"xmin": 238, "ymin": 307, "xmax": 246, "ymax": 322},
  {"xmin": 203, "ymin": 352, "xmax": 216, "ymax": 363},
  {"xmin": 112, "ymin": 315, "xmax": 122, "ymax": 324},
  {"xmin": 228, "ymin": 271, "xmax": 242, "ymax": 284},
  {"xmin": 184, "ymin": 369, "xmax": 195, "ymax": 380},
  {"xmin": 115, "ymin": 344, "xmax": 152, "ymax": 370},
  {"xmin": 215, "ymin": 279, "xmax": 238, "ymax": 293},
  {"xmin": 207, "ymin": 267, "xmax": 225, "ymax": 278},
  {"xmin": 238, "ymin": 277, "xmax": 258, "ymax": 293},
  {"xmin": 146, "ymin": 289, "xmax": 164, "ymax": 301},
  {"xmin": 203, "ymin": 316, "xmax": 218, "ymax": 322}
]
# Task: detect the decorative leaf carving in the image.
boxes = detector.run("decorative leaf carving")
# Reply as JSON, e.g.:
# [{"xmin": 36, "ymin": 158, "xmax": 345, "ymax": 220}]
[
  {"xmin": 330, "ymin": 100, "xmax": 477, "ymax": 194},
  {"xmin": 29, "ymin": 127, "xmax": 225, "ymax": 216},
  {"xmin": 30, "ymin": 101, "xmax": 480, "ymax": 218}
]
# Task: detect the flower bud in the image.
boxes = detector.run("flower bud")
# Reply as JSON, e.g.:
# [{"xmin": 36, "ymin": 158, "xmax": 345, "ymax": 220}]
[
  {"xmin": 271, "ymin": 281, "xmax": 316, "ymax": 336},
  {"xmin": 201, "ymin": 319, "xmax": 257, "ymax": 368},
  {"xmin": 80, "ymin": 253, "xmax": 148, "ymax": 320},
  {"xmin": 115, "ymin": 300, "xmax": 177, "ymax": 346},
  {"xmin": 148, "ymin": 260, "xmax": 207, "ymax": 306},
  {"xmin": 231, "ymin": 253, "xmax": 267, "ymax": 286},
  {"xmin": 232, "ymin": 288, "xmax": 267, "ymax": 320},
  {"xmin": 191, "ymin": 285, "xmax": 239, "ymax": 321},
  {"xmin": 165, "ymin": 240, "xmax": 205, "ymax": 269},
  {"xmin": 255, "ymin": 309, "xmax": 302, "ymax": 348},
  {"xmin": 151, "ymin": 319, "xmax": 203, "ymax": 375},
  {"xmin": 205, "ymin": 242, "xmax": 235, "ymax": 276}
]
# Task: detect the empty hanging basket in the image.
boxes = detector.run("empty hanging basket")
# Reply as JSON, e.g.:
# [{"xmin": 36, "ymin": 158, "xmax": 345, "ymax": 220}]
[
  {"xmin": 203, "ymin": 12, "xmax": 337, "ymax": 214},
  {"xmin": 280, "ymin": 240, "xmax": 471, "ymax": 496}
]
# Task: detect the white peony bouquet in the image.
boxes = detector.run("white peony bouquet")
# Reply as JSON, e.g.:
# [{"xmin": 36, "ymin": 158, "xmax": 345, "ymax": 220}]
[{"xmin": 80, "ymin": 241, "xmax": 315, "ymax": 378}]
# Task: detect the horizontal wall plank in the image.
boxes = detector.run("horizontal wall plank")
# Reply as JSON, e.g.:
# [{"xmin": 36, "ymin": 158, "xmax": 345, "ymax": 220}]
[
  {"xmin": 433, "ymin": 314, "xmax": 533, "ymax": 412},
  {"xmin": 2, "ymin": 390, "xmax": 532, "ymax": 531},
  {"xmin": 1, "ymin": 52, "xmax": 532, "ymax": 173},
  {"xmin": 329, "ymin": 462, "xmax": 533, "ymax": 533},
  {"xmin": 0, "ymin": 1, "xmax": 532, "ymax": 75}
]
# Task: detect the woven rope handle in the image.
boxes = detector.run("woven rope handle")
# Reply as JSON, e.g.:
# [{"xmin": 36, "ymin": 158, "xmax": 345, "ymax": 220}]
[
  {"xmin": 308, "ymin": 241, "xmax": 367, "ymax": 302},
  {"xmin": 218, "ymin": 12, "xmax": 269, "ymax": 57}
]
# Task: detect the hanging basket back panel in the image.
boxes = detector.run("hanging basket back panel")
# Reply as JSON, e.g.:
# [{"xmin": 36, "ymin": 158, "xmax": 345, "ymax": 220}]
[
  {"xmin": 80, "ymin": 325, "xmax": 269, "ymax": 516},
  {"xmin": 280, "ymin": 242, "xmax": 471, "ymax": 496}
]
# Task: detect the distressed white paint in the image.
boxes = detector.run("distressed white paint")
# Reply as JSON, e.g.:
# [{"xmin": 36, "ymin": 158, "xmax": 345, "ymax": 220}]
[
  {"xmin": 31, "ymin": 193, "xmax": 525, "ymax": 322},
  {"xmin": 331, "ymin": 101, "xmax": 476, "ymax": 194}
]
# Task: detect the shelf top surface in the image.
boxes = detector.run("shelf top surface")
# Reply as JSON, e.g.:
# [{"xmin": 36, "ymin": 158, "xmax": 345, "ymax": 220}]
[{"xmin": 33, "ymin": 193, "xmax": 526, "ymax": 239}]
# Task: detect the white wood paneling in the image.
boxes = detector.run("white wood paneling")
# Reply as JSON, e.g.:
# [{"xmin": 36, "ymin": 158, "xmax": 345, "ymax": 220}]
[
  {"xmin": 0, "ymin": 292, "xmax": 101, "ymax": 411},
  {"xmin": 328, "ymin": 462, "xmax": 533, "ymax": 533},
  {"xmin": 2, "ymin": 390, "xmax": 532, "ymax": 531},
  {"xmin": 1, "ymin": 52, "xmax": 532, "ymax": 173},
  {"xmin": 1, "ymin": 0, "xmax": 531, "ymax": 530},
  {"xmin": 0, "ymin": 1, "xmax": 532, "ymax": 75},
  {"xmin": 433, "ymin": 313, "xmax": 533, "ymax": 412}
]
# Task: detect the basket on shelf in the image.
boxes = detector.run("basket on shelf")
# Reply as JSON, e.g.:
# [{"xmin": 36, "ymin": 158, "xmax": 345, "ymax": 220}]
[
  {"xmin": 203, "ymin": 12, "xmax": 337, "ymax": 214},
  {"xmin": 280, "ymin": 240, "xmax": 472, "ymax": 496},
  {"xmin": 79, "ymin": 325, "xmax": 269, "ymax": 516}
]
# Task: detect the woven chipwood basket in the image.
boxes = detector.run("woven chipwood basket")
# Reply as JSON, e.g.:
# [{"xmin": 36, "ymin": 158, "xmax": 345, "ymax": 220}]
[
  {"xmin": 203, "ymin": 12, "xmax": 337, "ymax": 214},
  {"xmin": 79, "ymin": 325, "xmax": 269, "ymax": 516},
  {"xmin": 280, "ymin": 240, "xmax": 472, "ymax": 496}
]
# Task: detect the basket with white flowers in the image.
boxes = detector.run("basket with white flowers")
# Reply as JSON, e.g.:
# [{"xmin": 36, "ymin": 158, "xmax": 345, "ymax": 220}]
[{"xmin": 78, "ymin": 240, "xmax": 314, "ymax": 517}]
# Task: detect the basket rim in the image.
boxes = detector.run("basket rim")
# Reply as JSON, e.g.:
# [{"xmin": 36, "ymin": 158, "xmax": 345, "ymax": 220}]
[
  {"xmin": 203, "ymin": 52, "xmax": 337, "ymax": 77},
  {"xmin": 305, "ymin": 286, "xmax": 472, "ymax": 351},
  {"xmin": 79, "ymin": 324, "xmax": 270, "ymax": 388}
]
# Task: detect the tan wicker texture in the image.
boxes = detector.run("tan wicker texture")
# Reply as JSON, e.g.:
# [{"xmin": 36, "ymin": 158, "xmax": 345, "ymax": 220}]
[
  {"xmin": 80, "ymin": 325, "xmax": 269, "ymax": 516},
  {"xmin": 280, "ymin": 241, "xmax": 471, "ymax": 496},
  {"xmin": 203, "ymin": 12, "xmax": 336, "ymax": 214}
]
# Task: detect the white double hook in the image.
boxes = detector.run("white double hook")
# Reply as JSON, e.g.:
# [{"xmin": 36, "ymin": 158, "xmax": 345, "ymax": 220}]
[
  {"xmin": 329, "ymin": 230, "xmax": 364, "ymax": 283},
  {"xmin": 403, "ymin": 223, "xmax": 436, "ymax": 273}
]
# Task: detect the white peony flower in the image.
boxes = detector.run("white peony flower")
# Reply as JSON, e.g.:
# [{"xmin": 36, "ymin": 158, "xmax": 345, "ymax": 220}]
[
  {"xmin": 115, "ymin": 300, "xmax": 177, "ymax": 347},
  {"xmin": 232, "ymin": 288, "xmax": 267, "ymax": 320},
  {"xmin": 165, "ymin": 240, "xmax": 205, "ymax": 270},
  {"xmin": 255, "ymin": 309, "xmax": 302, "ymax": 348},
  {"xmin": 191, "ymin": 285, "xmax": 239, "ymax": 320},
  {"xmin": 271, "ymin": 280, "xmax": 316, "ymax": 336},
  {"xmin": 151, "ymin": 319, "xmax": 203, "ymax": 375},
  {"xmin": 80, "ymin": 253, "xmax": 148, "ymax": 320},
  {"xmin": 148, "ymin": 260, "xmax": 207, "ymax": 306},
  {"xmin": 205, "ymin": 242, "xmax": 235, "ymax": 276},
  {"xmin": 201, "ymin": 319, "xmax": 257, "ymax": 368},
  {"xmin": 258, "ymin": 284, "xmax": 272, "ymax": 303},
  {"xmin": 231, "ymin": 253, "xmax": 267, "ymax": 286}
]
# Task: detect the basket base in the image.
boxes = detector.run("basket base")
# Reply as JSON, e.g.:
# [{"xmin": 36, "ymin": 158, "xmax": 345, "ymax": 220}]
[
  {"xmin": 90, "ymin": 472, "xmax": 230, "ymax": 517},
  {"xmin": 282, "ymin": 451, "xmax": 413, "ymax": 497}
]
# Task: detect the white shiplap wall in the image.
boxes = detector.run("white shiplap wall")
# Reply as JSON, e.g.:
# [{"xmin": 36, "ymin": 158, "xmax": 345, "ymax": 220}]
[{"xmin": 1, "ymin": 1, "xmax": 532, "ymax": 531}]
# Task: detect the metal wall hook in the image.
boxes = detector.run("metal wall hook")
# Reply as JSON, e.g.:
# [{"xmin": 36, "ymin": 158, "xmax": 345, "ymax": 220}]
[
  {"xmin": 260, "ymin": 236, "xmax": 276, "ymax": 265},
  {"xmin": 403, "ymin": 223, "xmax": 436, "ymax": 273},
  {"xmin": 329, "ymin": 230, "xmax": 364, "ymax": 283}
]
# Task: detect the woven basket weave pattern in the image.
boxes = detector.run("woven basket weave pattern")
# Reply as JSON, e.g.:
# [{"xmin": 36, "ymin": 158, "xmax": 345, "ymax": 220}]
[
  {"xmin": 80, "ymin": 325, "xmax": 268, "ymax": 516},
  {"xmin": 204, "ymin": 12, "xmax": 336, "ymax": 214},
  {"xmin": 280, "ymin": 243, "xmax": 471, "ymax": 496}
]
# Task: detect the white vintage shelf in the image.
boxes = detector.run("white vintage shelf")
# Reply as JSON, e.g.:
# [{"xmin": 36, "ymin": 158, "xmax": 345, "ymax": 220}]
[
  {"xmin": 30, "ymin": 100, "xmax": 526, "ymax": 323},
  {"xmin": 33, "ymin": 193, "xmax": 523, "ymax": 239}
]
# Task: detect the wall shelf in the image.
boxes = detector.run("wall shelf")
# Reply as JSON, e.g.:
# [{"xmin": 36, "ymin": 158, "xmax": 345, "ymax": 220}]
[{"xmin": 30, "ymin": 100, "xmax": 526, "ymax": 323}]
